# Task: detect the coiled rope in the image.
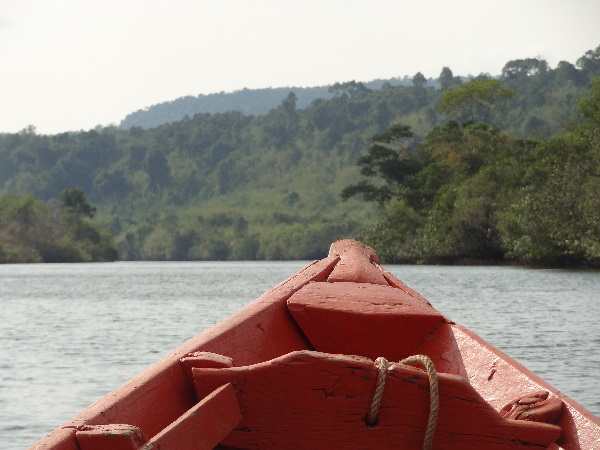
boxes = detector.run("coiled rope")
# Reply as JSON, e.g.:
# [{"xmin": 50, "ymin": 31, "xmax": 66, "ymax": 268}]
[{"xmin": 366, "ymin": 354, "xmax": 439, "ymax": 450}]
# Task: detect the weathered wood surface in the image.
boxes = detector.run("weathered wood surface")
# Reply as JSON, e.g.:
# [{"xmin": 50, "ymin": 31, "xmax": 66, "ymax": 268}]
[
  {"xmin": 76, "ymin": 424, "xmax": 147, "ymax": 450},
  {"xmin": 180, "ymin": 351, "xmax": 235, "ymax": 386},
  {"xmin": 288, "ymin": 281, "xmax": 447, "ymax": 362},
  {"xmin": 193, "ymin": 350, "xmax": 561, "ymax": 449},
  {"xmin": 327, "ymin": 239, "xmax": 388, "ymax": 285},
  {"xmin": 449, "ymin": 325, "xmax": 600, "ymax": 450},
  {"xmin": 142, "ymin": 383, "xmax": 241, "ymax": 449},
  {"xmin": 75, "ymin": 384, "xmax": 241, "ymax": 450}
]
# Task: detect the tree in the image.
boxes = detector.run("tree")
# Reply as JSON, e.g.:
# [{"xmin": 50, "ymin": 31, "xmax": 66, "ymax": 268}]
[
  {"xmin": 576, "ymin": 45, "xmax": 600, "ymax": 80},
  {"xmin": 412, "ymin": 72, "xmax": 427, "ymax": 89},
  {"xmin": 438, "ymin": 67, "xmax": 461, "ymax": 89},
  {"xmin": 438, "ymin": 79, "xmax": 515, "ymax": 124},
  {"xmin": 0, "ymin": 193, "xmax": 118, "ymax": 263},
  {"xmin": 412, "ymin": 72, "xmax": 429, "ymax": 108},
  {"xmin": 60, "ymin": 188, "xmax": 96, "ymax": 218},
  {"xmin": 439, "ymin": 67, "xmax": 453, "ymax": 89},
  {"xmin": 144, "ymin": 147, "xmax": 171, "ymax": 191},
  {"xmin": 501, "ymin": 58, "xmax": 549, "ymax": 79},
  {"xmin": 328, "ymin": 81, "xmax": 372, "ymax": 98},
  {"xmin": 578, "ymin": 76, "xmax": 600, "ymax": 124},
  {"xmin": 554, "ymin": 60, "xmax": 584, "ymax": 86},
  {"xmin": 259, "ymin": 92, "xmax": 301, "ymax": 148},
  {"xmin": 341, "ymin": 124, "xmax": 416, "ymax": 205}
]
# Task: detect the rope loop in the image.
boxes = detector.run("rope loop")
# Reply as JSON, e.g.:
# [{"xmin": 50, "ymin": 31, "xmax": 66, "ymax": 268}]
[
  {"xmin": 365, "ymin": 357, "xmax": 389, "ymax": 426},
  {"xmin": 366, "ymin": 354, "xmax": 439, "ymax": 450}
]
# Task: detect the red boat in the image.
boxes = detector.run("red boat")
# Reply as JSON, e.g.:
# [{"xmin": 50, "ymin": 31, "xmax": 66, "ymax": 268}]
[{"xmin": 30, "ymin": 240, "xmax": 599, "ymax": 449}]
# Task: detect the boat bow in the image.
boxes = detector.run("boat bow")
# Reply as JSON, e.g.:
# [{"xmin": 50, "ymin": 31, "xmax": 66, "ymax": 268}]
[{"xmin": 29, "ymin": 240, "xmax": 600, "ymax": 449}]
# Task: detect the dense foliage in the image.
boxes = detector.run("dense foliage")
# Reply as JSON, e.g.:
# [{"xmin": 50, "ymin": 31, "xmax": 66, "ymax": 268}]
[
  {"xmin": 1, "ymin": 47, "xmax": 599, "ymax": 263},
  {"xmin": 0, "ymin": 189, "xmax": 118, "ymax": 263},
  {"xmin": 345, "ymin": 78, "xmax": 600, "ymax": 267}
]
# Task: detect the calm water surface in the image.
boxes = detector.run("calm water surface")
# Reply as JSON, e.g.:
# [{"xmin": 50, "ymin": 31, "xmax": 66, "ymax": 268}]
[{"xmin": 1, "ymin": 261, "xmax": 598, "ymax": 449}]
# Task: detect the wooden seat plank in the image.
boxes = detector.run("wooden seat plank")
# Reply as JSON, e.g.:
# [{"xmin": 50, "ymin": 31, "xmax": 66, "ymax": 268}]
[{"xmin": 142, "ymin": 383, "xmax": 242, "ymax": 449}]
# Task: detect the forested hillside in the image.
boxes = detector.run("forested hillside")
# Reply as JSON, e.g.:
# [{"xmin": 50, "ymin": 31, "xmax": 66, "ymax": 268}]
[
  {"xmin": 117, "ymin": 50, "xmax": 599, "ymax": 139},
  {"xmin": 346, "ymin": 78, "xmax": 600, "ymax": 266},
  {"xmin": 1, "ymin": 47, "xmax": 599, "ymax": 263}
]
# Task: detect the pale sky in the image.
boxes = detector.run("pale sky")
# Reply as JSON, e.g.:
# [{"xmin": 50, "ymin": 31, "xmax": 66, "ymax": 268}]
[{"xmin": 1, "ymin": 0, "xmax": 599, "ymax": 135}]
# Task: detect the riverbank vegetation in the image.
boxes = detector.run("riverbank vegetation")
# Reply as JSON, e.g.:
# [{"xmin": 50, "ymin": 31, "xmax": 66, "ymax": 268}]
[
  {"xmin": 0, "ymin": 189, "xmax": 118, "ymax": 263},
  {"xmin": 345, "ymin": 78, "xmax": 600, "ymax": 266},
  {"xmin": 1, "ymin": 47, "xmax": 599, "ymax": 265}
]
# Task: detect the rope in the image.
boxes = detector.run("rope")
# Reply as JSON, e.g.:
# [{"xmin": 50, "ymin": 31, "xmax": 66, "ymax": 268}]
[
  {"xmin": 365, "ymin": 354, "xmax": 439, "ymax": 450},
  {"xmin": 365, "ymin": 357, "xmax": 390, "ymax": 426},
  {"xmin": 401, "ymin": 355, "xmax": 439, "ymax": 450}
]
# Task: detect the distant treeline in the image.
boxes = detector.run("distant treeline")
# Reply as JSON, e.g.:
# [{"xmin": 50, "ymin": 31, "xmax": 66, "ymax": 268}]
[
  {"xmin": 117, "ymin": 48, "xmax": 600, "ymax": 138},
  {"xmin": 1, "ymin": 46, "xmax": 599, "ymax": 264},
  {"xmin": 118, "ymin": 76, "xmax": 424, "ymax": 130}
]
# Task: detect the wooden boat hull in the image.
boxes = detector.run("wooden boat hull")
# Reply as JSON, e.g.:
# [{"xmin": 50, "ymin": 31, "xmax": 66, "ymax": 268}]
[{"xmin": 29, "ymin": 240, "xmax": 600, "ymax": 449}]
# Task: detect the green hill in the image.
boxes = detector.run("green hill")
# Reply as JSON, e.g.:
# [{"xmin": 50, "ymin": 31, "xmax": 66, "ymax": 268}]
[{"xmin": 118, "ymin": 78, "xmax": 420, "ymax": 130}]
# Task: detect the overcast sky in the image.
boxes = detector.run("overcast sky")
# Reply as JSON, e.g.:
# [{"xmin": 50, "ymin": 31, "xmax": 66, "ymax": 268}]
[{"xmin": 1, "ymin": 0, "xmax": 599, "ymax": 135}]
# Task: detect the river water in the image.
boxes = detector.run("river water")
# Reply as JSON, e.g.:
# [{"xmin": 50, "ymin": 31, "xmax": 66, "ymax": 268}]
[{"xmin": 1, "ymin": 261, "xmax": 598, "ymax": 449}]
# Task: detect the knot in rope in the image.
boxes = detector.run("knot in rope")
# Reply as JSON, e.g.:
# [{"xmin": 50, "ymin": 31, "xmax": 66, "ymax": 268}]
[{"xmin": 366, "ymin": 354, "xmax": 439, "ymax": 450}]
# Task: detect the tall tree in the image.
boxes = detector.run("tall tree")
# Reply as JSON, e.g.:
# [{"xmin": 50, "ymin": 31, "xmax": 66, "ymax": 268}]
[
  {"xmin": 60, "ymin": 188, "xmax": 96, "ymax": 218},
  {"xmin": 438, "ymin": 79, "xmax": 515, "ymax": 124},
  {"xmin": 438, "ymin": 67, "xmax": 458, "ymax": 89},
  {"xmin": 501, "ymin": 58, "xmax": 549, "ymax": 79},
  {"xmin": 341, "ymin": 124, "xmax": 416, "ymax": 205},
  {"xmin": 412, "ymin": 72, "xmax": 427, "ymax": 89},
  {"xmin": 576, "ymin": 45, "xmax": 600, "ymax": 80}
]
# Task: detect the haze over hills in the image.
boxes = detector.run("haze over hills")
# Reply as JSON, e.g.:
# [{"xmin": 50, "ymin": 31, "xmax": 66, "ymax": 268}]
[{"xmin": 118, "ymin": 76, "xmax": 443, "ymax": 130}]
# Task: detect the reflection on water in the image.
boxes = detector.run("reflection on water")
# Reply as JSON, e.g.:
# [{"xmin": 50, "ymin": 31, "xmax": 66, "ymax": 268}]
[{"xmin": 1, "ymin": 262, "xmax": 598, "ymax": 448}]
